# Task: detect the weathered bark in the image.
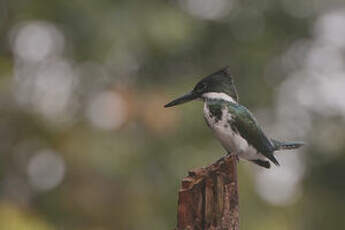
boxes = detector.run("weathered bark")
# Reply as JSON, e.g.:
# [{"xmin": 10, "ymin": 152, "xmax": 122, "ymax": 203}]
[{"xmin": 176, "ymin": 155, "xmax": 239, "ymax": 230}]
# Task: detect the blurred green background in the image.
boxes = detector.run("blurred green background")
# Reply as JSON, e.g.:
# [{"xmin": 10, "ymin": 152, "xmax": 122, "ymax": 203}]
[{"xmin": 1, "ymin": 0, "xmax": 345, "ymax": 229}]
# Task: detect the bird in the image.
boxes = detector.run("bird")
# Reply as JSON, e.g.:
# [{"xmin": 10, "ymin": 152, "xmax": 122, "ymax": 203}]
[{"xmin": 164, "ymin": 66, "xmax": 304, "ymax": 168}]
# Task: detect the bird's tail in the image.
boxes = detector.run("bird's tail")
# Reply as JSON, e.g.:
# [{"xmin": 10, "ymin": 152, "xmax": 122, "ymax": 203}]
[{"xmin": 271, "ymin": 139, "xmax": 304, "ymax": 151}]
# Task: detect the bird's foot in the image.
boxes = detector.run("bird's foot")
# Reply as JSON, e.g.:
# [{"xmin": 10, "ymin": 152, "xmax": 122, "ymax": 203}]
[
  {"xmin": 234, "ymin": 154, "xmax": 240, "ymax": 163},
  {"xmin": 223, "ymin": 152, "xmax": 240, "ymax": 163}
]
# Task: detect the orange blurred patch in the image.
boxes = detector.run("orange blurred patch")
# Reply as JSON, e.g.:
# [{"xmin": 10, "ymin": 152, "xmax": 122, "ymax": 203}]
[{"xmin": 138, "ymin": 90, "xmax": 180, "ymax": 135}]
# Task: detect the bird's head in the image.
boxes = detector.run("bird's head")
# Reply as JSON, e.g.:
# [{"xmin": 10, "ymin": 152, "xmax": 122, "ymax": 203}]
[{"xmin": 164, "ymin": 66, "xmax": 238, "ymax": 108}]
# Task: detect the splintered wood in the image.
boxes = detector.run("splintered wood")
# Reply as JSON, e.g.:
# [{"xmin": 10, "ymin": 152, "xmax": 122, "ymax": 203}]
[{"xmin": 176, "ymin": 155, "xmax": 239, "ymax": 230}]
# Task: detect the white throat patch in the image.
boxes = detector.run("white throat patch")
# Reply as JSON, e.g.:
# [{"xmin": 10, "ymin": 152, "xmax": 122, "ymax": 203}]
[{"xmin": 202, "ymin": 92, "xmax": 237, "ymax": 103}]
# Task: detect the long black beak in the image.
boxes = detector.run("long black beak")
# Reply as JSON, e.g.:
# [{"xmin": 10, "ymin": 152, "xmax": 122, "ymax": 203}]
[{"xmin": 164, "ymin": 91, "xmax": 199, "ymax": 108}]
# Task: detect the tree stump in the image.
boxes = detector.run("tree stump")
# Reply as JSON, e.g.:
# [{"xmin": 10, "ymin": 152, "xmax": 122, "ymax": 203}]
[{"xmin": 176, "ymin": 155, "xmax": 239, "ymax": 230}]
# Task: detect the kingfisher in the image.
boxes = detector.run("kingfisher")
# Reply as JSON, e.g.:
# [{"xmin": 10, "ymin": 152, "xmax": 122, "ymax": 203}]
[{"xmin": 164, "ymin": 67, "xmax": 304, "ymax": 168}]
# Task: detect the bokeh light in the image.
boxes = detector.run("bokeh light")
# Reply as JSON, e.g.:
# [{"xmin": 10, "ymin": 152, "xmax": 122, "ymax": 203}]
[
  {"xmin": 254, "ymin": 151, "xmax": 305, "ymax": 206},
  {"xmin": 178, "ymin": 0, "xmax": 233, "ymax": 20},
  {"xmin": 27, "ymin": 150, "xmax": 65, "ymax": 191},
  {"xmin": 315, "ymin": 10, "xmax": 345, "ymax": 48},
  {"xmin": 11, "ymin": 21, "xmax": 64, "ymax": 63},
  {"xmin": 86, "ymin": 91, "xmax": 127, "ymax": 130}
]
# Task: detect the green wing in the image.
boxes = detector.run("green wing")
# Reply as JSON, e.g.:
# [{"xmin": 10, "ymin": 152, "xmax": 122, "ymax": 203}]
[{"xmin": 227, "ymin": 103, "xmax": 280, "ymax": 166}]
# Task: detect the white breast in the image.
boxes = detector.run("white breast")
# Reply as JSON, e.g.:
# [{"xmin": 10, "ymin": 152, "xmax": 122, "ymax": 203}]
[{"xmin": 203, "ymin": 102, "xmax": 264, "ymax": 161}]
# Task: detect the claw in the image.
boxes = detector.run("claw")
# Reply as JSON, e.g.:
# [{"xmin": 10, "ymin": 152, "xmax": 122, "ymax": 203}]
[{"xmin": 235, "ymin": 155, "xmax": 240, "ymax": 163}]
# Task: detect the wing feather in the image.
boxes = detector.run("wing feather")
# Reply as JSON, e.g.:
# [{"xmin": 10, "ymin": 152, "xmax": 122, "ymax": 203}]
[{"xmin": 227, "ymin": 103, "xmax": 279, "ymax": 166}]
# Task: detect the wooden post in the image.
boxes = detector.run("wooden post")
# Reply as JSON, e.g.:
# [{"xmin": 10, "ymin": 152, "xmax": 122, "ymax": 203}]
[{"xmin": 176, "ymin": 155, "xmax": 239, "ymax": 230}]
